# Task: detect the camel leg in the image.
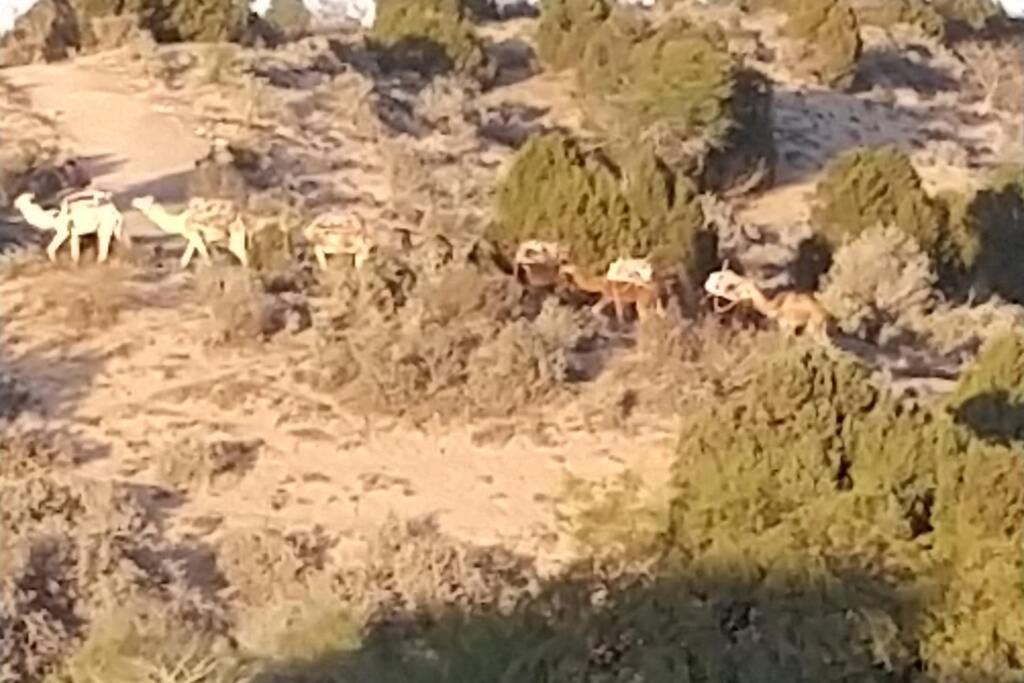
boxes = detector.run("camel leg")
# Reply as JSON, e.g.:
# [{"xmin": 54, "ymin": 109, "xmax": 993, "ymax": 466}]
[
  {"xmin": 97, "ymin": 227, "xmax": 112, "ymax": 264},
  {"xmin": 612, "ymin": 292, "xmax": 625, "ymax": 326},
  {"xmin": 228, "ymin": 219, "xmax": 248, "ymax": 267},
  {"xmin": 636, "ymin": 300, "xmax": 648, "ymax": 323},
  {"xmin": 194, "ymin": 236, "xmax": 212, "ymax": 264},
  {"xmin": 69, "ymin": 233, "xmax": 82, "ymax": 265},
  {"xmin": 180, "ymin": 241, "xmax": 196, "ymax": 269},
  {"xmin": 590, "ymin": 296, "xmax": 609, "ymax": 318},
  {"xmin": 315, "ymin": 245, "xmax": 328, "ymax": 271},
  {"xmin": 46, "ymin": 229, "xmax": 69, "ymax": 262}
]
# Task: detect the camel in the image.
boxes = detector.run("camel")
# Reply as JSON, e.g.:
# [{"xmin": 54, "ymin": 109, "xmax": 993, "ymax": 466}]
[
  {"xmin": 704, "ymin": 267, "xmax": 832, "ymax": 340},
  {"xmin": 560, "ymin": 262, "xmax": 665, "ymax": 323},
  {"xmin": 13, "ymin": 190, "xmax": 127, "ymax": 263},
  {"xmin": 131, "ymin": 196, "xmax": 249, "ymax": 268},
  {"xmin": 301, "ymin": 211, "xmax": 375, "ymax": 270}
]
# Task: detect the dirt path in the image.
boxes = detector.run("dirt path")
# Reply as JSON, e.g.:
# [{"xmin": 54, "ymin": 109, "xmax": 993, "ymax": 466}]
[{"xmin": 3, "ymin": 58, "xmax": 209, "ymax": 234}]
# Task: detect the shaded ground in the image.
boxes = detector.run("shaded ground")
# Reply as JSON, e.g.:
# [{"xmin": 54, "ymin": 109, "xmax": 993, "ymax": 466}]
[{"xmin": 3, "ymin": 56, "xmax": 209, "ymax": 235}]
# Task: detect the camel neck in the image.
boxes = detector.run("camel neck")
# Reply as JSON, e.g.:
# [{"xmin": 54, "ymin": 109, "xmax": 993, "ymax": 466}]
[
  {"xmin": 566, "ymin": 269, "xmax": 606, "ymax": 294},
  {"xmin": 15, "ymin": 200, "xmax": 56, "ymax": 230},
  {"xmin": 744, "ymin": 284, "xmax": 776, "ymax": 317},
  {"xmin": 138, "ymin": 201, "xmax": 182, "ymax": 229}
]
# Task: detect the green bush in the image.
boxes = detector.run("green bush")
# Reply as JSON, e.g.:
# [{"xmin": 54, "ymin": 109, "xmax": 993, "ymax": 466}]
[
  {"xmin": 577, "ymin": 13, "xmax": 775, "ymax": 193},
  {"xmin": 493, "ymin": 132, "xmax": 714, "ymax": 280},
  {"xmin": 947, "ymin": 332, "xmax": 1024, "ymax": 443},
  {"xmin": 943, "ymin": 169, "xmax": 1024, "ymax": 304},
  {"xmin": 811, "ymin": 146, "xmax": 953, "ymax": 262},
  {"xmin": 665, "ymin": 346, "xmax": 1024, "ymax": 681},
  {"xmin": 164, "ymin": 0, "xmax": 248, "ymax": 42},
  {"xmin": 265, "ymin": 0, "xmax": 312, "ymax": 33},
  {"xmin": 782, "ymin": 0, "xmax": 862, "ymax": 90},
  {"xmin": 536, "ymin": 0, "xmax": 612, "ymax": 71},
  {"xmin": 369, "ymin": 0, "xmax": 492, "ymax": 81},
  {"xmin": 72, "ymin": 0, "xmax": 247, "ymax": 43}
]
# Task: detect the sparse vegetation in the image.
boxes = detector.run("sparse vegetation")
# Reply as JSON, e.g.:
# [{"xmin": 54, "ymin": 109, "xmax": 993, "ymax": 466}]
[
  {"xmin": 195, "ymin": 265, "xmax": 304, "ymax": 346},
  {"xmin": 7, "ymin": 2, "xmax": 1024, "ymax": 681},
  {"xmin": 310, "ymin": 263, "xmax": 590, "ymax": 421},
  {"xmin": 820, "ymin": 224, "xmax": 938, "ymax": 340}
]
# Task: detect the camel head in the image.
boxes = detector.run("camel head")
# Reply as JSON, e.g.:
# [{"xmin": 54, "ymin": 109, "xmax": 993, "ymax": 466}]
[
  {"xmin": 704, "ymin": 268, "xmax": 750, "ymax": 302},
  {"xmin": 13, "ymin": 192, "xmax": 36, "ymax": 209},
  {"xmin": 130, "ymin": 195, "xmax": 155, "ymax": 211}
]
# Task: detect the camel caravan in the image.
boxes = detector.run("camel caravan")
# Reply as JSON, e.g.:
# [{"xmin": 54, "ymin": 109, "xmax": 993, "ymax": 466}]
[{"xmin": 11, "ymin": 168, "xmax": 832, "ymax": 343}]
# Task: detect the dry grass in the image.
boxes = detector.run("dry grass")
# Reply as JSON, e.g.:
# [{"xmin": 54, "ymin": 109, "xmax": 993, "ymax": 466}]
[
  {"xmin": 31, "ymin": 262, "xmax": 139, "ymax": 334},
  {"xmin": 215, "ymin": 526, "xmax": 335, "ymax": 609},
  {"xmin": 0, "ymin": 471, "xmax": 224, "ymax": 683},
  {"xmin": 194, "ymin": 265, "xmax": 281, "ymax": 346},
  {"xmin": 309, "ymin": 262, "xmax": 589, "ymax": 422},
  {"xmin": 152, "ymin": 434, "xmax": 262, "ymax": 494},
  {"xmin": 819, "ymin": 224, "xmax": 938, "ymax": 342}
]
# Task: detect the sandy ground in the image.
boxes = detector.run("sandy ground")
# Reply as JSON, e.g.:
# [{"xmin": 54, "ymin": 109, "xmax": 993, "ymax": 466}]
[{"xmin": 0, "ymin": 57, "xmax": 676, "ymax": 572}]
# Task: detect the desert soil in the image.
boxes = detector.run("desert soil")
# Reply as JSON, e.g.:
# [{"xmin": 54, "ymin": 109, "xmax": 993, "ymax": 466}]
[{"xmin": 0, "ymin": 57, "xmax": 675, "ymax": 572}]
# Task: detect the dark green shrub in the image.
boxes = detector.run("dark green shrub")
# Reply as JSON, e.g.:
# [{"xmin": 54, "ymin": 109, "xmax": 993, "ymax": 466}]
[
  {"xmin": 580, "ymin": 16, "xmax": 733, "ymax": 138},
  {"xmin": 782, "ymin": 0, "xmax": 862, "ymax": 90},
  {"xmin": 943, "ymin": 169, "xmax": 1024, "ymax": 304},
  {"xmin": 71, "ymin": 0, "xmax": 247, "ymax": 43},
  {"xmin": 947, "ymin": 332, "xmax": 1024, "ymax": 443},
  {"xmin": 577, "ymin": 14, "xmax": 775, "ymax": 194},
  {"xmin": 493, "ymin": 132, "xmax": 714, "ymax": 280},
  {"xmin": 165, "ymin": 0, "xmax": 248, "ymax": 42},
  {"xmin": 265, "ymin": 0, "xmax": 312, "ymax": 34},
  {"xmin": 536, "ymin": 0, "xmax": 611, "ymax": 71},
  {"xmin": 665, "ymin": 345, "xmax": 1024, "ymax": 680},
  {"xmin": 369, "ymin": 0, "xmax": 491, "ymax": 81},
  {"xmin": 811, "ymin": 146, "xmax": 953, "ymax": 263}
]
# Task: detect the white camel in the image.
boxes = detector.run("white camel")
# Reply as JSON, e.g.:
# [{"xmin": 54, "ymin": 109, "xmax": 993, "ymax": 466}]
[
  {"xmin": 13, "ymin": 189, "xmax": 127, "ymax": 263},
  {"xmin": 131, "ymin": 195, "xmax": 249, "ymax": 269}
]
